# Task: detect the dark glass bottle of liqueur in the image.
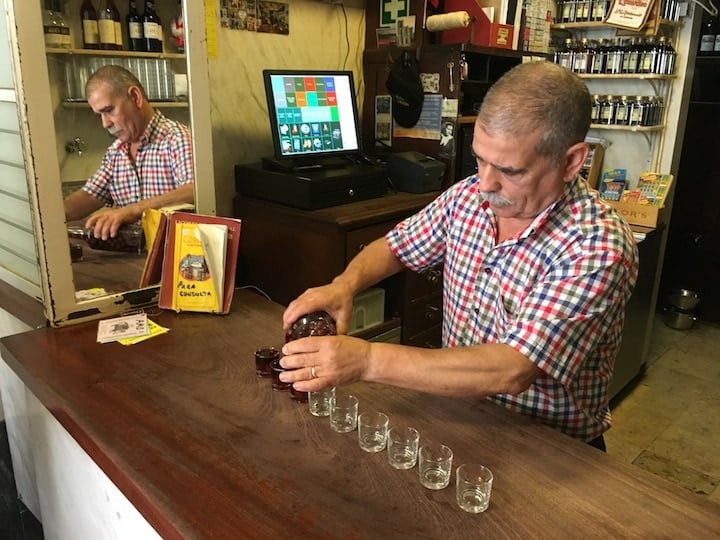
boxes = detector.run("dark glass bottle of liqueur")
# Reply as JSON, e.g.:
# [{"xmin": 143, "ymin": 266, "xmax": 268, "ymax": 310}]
[
  {"xmin": 80, "ymin": 0, "xmax": 99, "ymax": 49},
  {"xmin": 143, "ymin": 0, "xmax": 163, "ymax": 53},
  {"xmin": 699, "ymin": 11, "xmax": 717, "ymax": 56},
  {"xmin": 98, "ymin": 0, "xmax": 121, "ymax": 50},
  {"xmin": 127, "ymin": 0, "xmax": 144, "ymax": 51}
]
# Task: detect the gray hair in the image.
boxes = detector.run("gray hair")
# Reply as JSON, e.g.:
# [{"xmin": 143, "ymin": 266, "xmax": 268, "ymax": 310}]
[
  {"xmin": 85, "ymin": 65, "xmax": 148, "ymax": 100},
  {"xmin": 477, "ymin": 62, "xmax": 591, "ymax": 166}
]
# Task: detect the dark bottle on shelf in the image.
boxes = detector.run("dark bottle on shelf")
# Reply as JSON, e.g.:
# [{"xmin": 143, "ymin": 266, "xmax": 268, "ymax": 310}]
[
  {"xmin": 143, "ymin": 0, "xmax": 164, "ymax": 53},
  {"xmin": 591, "ymin": 38, "xmax": 607, "ymax": 74},
  {"xmin": 639, "ymin": 37, "xmax": 655, "ymax": 74},
  {"xmin": 80, "ymin": 0, "xmax": 99, "ymax": 49},
  {"xmin": 699, "ymin": 11, "xmax": 717, "ymax": 56},
  {"xmin": 126, "ymin": 0, "xmax": 144, "ymax": 51},
  {"xmin": 605, "ymin": 37, "xmax": 624, "ymax": 75},
  {"xmin": 98, "ymin": 0, "xmax": 121, "ymax": 50}
]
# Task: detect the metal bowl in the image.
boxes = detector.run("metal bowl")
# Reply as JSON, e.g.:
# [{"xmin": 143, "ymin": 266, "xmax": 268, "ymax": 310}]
[
  {"xmin": 663, "ymin": 308, "xmax": 698, "ymax": 330},
  {"xmin": 665, "ymin": 289, "xmax": 700, "ymax": 311}
]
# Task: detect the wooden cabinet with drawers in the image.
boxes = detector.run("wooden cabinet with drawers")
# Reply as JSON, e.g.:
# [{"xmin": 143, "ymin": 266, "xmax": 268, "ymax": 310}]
[{"xmin": 233, "ymin": 191, "xmax": 442, "ymax": 345}]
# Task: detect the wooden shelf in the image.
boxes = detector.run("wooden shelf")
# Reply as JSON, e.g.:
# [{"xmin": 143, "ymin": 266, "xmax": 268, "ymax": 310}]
[
  {"xmin": 551, "ymin": 18, "xmax": 681, "ymax": 30},
  {"xmin": 577, "ymin": 73, "xmax": 675, "ymax": 80},
  {"xmin": 63, "ymin": 100, "xmax": 188, "ymax": 109},
  {"xmin": 589, "ymin": 123, "xmax": 664, "ymax": 132},
  {"xmin": 46, "ymin": 48, "xmax": 185, "ymax": 60}
]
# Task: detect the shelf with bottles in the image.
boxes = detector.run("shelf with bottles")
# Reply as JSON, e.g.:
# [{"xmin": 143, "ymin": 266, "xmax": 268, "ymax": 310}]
[
  {"xmin": 577, "ymin": 72, "xmax": 675, "ymax": 79},
  {"xmin": 45, "ymin": 46, "xmax": 184, "ymax": 60},
  {"xmin": 551, "ymin": 19, "xmax": 682, "ymax": 31},
  {"xmin": 62, "ymin": 99, "xmax": 187, "ymax": 109},
  {"xmin": 589, "ymin": 123, "xmax": 664, "ymax": 131},
  {"xmin": 551, "ymin": 0, "xmax": 683, "ymax": 34}
]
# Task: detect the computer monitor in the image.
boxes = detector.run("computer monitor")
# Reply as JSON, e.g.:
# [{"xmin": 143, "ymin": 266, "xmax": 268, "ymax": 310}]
[{"xmin": 262, "ymin": 69, "xmax": 361, "ymax": 168}]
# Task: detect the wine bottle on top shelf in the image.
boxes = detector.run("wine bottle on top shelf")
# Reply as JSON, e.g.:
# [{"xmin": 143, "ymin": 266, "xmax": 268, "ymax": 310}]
[
  {"xmin": 80, "ymin": 0, "xmax": 99, "ymax": 49},
  {"xmin": 127, "ymin": 0, "xmax": 144, "ymax": 51},
  {"xmin": 143, "ymin": 0, "xmax": 163, "ymax": 53},
  {"xmin": 98, "ymin": 0, "xmax": 121, "ymax": 50}
]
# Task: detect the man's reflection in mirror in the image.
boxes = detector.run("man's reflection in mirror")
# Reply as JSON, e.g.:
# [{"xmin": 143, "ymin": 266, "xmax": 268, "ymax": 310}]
[{"xmin": 63, "ymin": 65, "xmax": 194, "ymax": 241}]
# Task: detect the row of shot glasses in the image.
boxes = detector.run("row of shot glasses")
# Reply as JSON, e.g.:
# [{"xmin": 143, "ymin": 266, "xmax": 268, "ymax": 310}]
[{"xmin": 255, "ymin": 345, "xmax": 493, "ymax": 513}]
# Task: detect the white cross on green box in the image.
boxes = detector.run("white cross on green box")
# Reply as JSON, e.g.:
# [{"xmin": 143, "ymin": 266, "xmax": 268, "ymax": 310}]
[{"xmin": 381, "ymin": 0, "xmax": 408, "ymax": 27}]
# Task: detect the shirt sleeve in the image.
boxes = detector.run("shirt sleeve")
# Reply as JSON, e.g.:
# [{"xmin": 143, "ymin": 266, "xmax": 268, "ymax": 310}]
[
  {"xmin": 168, "ymin": 123, "xmax": 194, "ymax": 187},
  {"xmin": 503, "ymin": 232, "xmax": 638, "ymax": 388}
]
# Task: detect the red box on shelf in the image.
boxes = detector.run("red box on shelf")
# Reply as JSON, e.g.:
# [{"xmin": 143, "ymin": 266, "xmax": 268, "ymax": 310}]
[{"xmin": 440, "ymin": 0, "xmax": 515, "ymax": 50}]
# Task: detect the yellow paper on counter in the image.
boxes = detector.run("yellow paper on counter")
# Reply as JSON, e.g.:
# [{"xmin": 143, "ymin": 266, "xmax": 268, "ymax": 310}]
[{"xmin": 119, "ymin": 319, "xmax": 170, "ymax": 346}]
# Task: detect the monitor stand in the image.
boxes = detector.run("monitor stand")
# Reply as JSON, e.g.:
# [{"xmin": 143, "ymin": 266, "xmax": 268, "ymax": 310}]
[{"xmin": 261, "ymin": 155, "xmax": 351, "ymax": 173}]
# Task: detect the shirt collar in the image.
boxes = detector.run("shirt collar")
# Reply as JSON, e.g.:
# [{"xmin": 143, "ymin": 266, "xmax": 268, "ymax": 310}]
[
  {"xmin": 476, "ymin": 175, "xmax": 582, "ymax": 242},
  {"xmin": 138, "ymin": 110, "xmax": 164, "ymax": 146}
]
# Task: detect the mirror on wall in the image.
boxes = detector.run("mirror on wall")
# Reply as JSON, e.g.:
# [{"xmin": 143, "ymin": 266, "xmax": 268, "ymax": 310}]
[
  {"xmin": 46, "ymin": 0, "xmax": 193, "ymax": 298},
  {"xmin": 8, "ymin": 0, "xmax": 215, "ymax": 326}
]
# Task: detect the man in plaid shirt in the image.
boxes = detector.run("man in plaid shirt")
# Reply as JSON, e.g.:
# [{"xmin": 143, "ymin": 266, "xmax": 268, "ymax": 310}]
[
  {"xmin": 280, "ymin": 62, "xmax": 638, "ymax": 448},
  {"xmin": 64, "ymin": 65, "xmax": 194, "ymax": 241}
]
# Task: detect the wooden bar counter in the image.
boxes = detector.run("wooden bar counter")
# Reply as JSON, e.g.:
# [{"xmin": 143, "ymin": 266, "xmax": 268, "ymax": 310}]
[{"xmin": 1, "ymin": 290, "xmax": 719, "ymax": 538}]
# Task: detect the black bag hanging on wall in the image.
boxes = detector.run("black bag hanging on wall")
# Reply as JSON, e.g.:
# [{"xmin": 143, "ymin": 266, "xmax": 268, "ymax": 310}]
[{"xmin": 386, "ymin": 50, "xmax": 424, "ymax": 128}]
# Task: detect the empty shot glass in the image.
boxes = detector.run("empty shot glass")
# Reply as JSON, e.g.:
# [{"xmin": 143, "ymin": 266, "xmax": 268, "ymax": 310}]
[
  {"xmin": 456, "ymin": 463, "xmax": 493, "ymax": 513},
  {"xmin": 308, "ymin": 387, "xmax": 336, "ymax": 417},
  {"xmin": 418, "ymin": 443, "xmax": 453, "ymax": 490},
  {"xmin": 329, "ymin": 394, "xmax": 359, "ymax": 433},
  {"xmin": 255, "ymin": 347, "xmax": 280, "ymax": 377},
  {"xmin": 387, "ymin": 426, "xmax": 420, "ymax": 470},
  {"xmin": 358, "ymin": 411, "xmax": 389, "ymax": 453}
]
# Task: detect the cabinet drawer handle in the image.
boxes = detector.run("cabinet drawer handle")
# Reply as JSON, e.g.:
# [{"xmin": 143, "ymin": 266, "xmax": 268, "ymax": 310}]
[
  {"xmin": 425, "ymin": 269, "xmax": 441, "ymax": 285},
  {"xmin": 357, "ymin": 243, "xmax": 366, "ymax": 252},
  {"xmin": 425, "ymin": 305, "xmax": 440, "ymax": 320}
]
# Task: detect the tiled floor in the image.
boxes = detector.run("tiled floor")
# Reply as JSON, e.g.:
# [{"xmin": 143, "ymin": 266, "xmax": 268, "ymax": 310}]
[{"xmin": 606, "ymin": 315, "xmax": 720, "ymax": 503}]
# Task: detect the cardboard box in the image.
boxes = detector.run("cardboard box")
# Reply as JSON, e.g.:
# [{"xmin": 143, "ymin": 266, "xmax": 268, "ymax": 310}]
[
  {"xmin": 441, "ymin": 0, "xmax": 515, "ymax": 49},
  {"xmin": 349, "ymin": 288, "xmax": 385, "ymax": 335},
  {"xmin": 604, "ymin": 200, "xmax": 664, "ymax": 228},
  {"xmin": 602, "ymin": 172, "xmax": 672, "ymax": 228}
]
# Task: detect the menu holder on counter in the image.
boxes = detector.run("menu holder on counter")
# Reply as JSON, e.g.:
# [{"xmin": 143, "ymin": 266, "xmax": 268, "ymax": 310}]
[
  {"xmin": 158, "ymin": 212, "xmax": 242, "ymax": 314},
  {"xmin": 139, "ymin": 203, "xmax": 195, "ymax": 288}
]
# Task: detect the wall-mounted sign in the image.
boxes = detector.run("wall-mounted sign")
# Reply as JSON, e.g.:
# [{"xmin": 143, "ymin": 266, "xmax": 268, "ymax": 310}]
[{"xmin": 380, "ymin": 0, "xmax": 409, "ymax": 27}]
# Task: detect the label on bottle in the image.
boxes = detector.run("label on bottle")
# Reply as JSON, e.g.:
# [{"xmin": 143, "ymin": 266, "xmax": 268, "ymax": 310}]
[
  {"xmin": 98, "ymin": 19, "xmax": 115, "ymax": 45},
  {"xmin": 700, "ymin": 35, "xmax": 714, "ymax": 52},
  {"xmin": 44, "ymin": 25, "xmax": 71, "ymax": 48},
  {"xmin": 114, "ymin": 21, "xmax": 123, "ymax": 47},
  {"xmin": 82, "ymin": 19, "xmax": 99, "ymax": 45},
  {"xmin": 144, "ymin": 21, "xmax": 162, "ymax": 40},
  {"xmin": 129, "ymin": 21, "xmax": 143, "ymax": 39}
]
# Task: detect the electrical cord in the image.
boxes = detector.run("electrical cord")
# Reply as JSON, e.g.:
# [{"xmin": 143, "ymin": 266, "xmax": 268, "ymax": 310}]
[{"xmin": 694, "ymin": 0, "xmax": 719, "ymax": 16}]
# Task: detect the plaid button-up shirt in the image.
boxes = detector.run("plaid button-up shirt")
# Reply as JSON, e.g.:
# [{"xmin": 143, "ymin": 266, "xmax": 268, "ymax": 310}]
[
  {"xmin": 387, "ymin": 175, "xmax": 638, "ymax": 440},
  {"xmin": 83, "ymin": 110, "xmax": 194, "ymax": 207}
]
